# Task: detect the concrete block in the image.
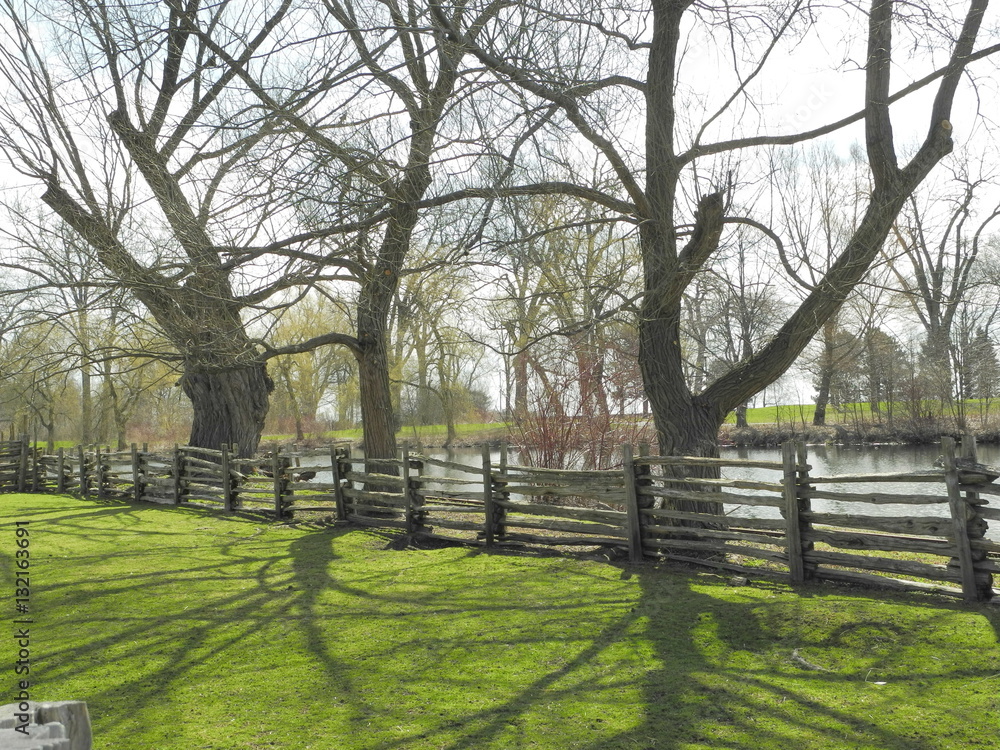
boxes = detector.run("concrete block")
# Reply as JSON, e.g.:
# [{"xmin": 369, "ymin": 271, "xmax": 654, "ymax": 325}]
[{"xmin": 0, "ymin": 702, "xmax": 90, "ymax": 750}]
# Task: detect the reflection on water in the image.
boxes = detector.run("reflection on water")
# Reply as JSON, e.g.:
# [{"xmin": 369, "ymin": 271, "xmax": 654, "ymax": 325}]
[
  {"xmin": 721, "ymin": 443, "xmax": 1000, "ymax": 541},
  {"xmin": 725, "ymin": 442, "xmax": 968, "ymax": 475}
]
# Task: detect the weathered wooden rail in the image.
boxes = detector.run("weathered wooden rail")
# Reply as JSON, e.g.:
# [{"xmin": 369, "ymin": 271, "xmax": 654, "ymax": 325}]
[{"xmin": 3, "ymin": 435, "xmax": 996, "ymax": 602}]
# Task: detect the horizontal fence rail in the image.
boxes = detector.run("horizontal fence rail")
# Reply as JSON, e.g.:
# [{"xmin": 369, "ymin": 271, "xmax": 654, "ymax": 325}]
[{"xmin": 4, "ymin": 434, "xmax": 997, "ymax": 602}]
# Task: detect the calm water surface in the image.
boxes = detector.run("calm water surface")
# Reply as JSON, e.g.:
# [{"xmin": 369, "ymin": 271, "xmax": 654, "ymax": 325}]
[
  {"xmin": 412, "ymin": 444, "xmax": 1000, "ymax": 542},
  {"xmin": 718, "ymin": 443, "xmax": 1000, "ymax": 541}
]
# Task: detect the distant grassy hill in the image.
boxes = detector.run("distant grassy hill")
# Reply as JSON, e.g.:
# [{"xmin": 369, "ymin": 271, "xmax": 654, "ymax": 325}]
[{"xmin": 723, "ymin": 404, "xmax": 819, "ymax": 425}]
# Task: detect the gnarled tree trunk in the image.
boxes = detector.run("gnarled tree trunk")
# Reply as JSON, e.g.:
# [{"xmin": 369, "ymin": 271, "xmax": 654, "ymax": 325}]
[
  {"xmin": 355, "ymin": 334, "xmax": 397, "ymax": 463},
  {"xmin": 181, "ymin": 363, "xmax": 273, "ymax": 457}
]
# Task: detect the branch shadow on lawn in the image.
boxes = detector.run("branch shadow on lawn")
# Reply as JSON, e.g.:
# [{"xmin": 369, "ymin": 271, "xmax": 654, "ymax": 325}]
[
  {"xmin": 296, "ymin": 537, "xmax": 1000, "ymax": 750},
  {"xmin": 578, "ymin": 567, "xmax": 1000, "ymax": 750},
  {"xmin": 2, "ymin": 498, "xmax": 362, "ymax": 746},
  {"xmin": 9, "ymin": 494, "xmax": 1000, "ymax": 750},
  {"xmin": 367, "ymin": 563, "xmax": 900, "ymax": 750}
]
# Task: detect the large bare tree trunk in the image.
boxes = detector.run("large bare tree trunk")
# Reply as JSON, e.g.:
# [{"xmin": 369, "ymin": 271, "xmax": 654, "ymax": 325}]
[
  {"xmin": 355, "ymin": 333, "xmax": 397, "ymax": 462},
  {"xmin": 181, "ymin": 363, "xmax": 273, "ymax": 457},
  {"xmin": 642, "ymin": 322, "xmax": 727, "ymax": 519}
]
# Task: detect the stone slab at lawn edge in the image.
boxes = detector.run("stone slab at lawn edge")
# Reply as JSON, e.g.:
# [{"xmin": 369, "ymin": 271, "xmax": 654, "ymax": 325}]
[{"xmin": 0, "ymin": 701, "xmax": 92, "ymax": 750}]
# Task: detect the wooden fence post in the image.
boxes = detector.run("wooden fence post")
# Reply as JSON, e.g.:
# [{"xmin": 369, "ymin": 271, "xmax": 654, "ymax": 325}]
[
  {"xmin": 221, "ymin": 444, "xmax": 232, "ymax": 512},
  {"xmin": 56, "ymin": 447, "xmax": 65, "ymax": 494},
  {"xmin": 271, "ymin": 447, "xmax": 281, "ymax": 516},
  {"xmin": 636, "ymin": 441, "xmax": 653, "ymax": 510},
  {"xmin": 77, "ymin": 445, "xmax": 88, "ymax": 499},
  {"xmin": 343, "ymin": 449, "xmax": 356, "ymax": 518},
  {"xmin": 961, "ymin": 434, "xmax": 977, "ymax": 462},
  {"xmin": 483, "ymin": 445, "xmax": 496, "ymax": 547},
  {"xmin": 795, "ymin": 441, "xmax": 815, "ymax": 579},
  {"xmin": 782, "ymin": 441, "xmax": 806, "ymax": 583},
  {"xmin": 230, "ymin": 444, "xmax": 240, "ymax": 509},
  {"xmin": 17, "ymin": 434, "xmax": 28, "ymax": 492},
  {"xmin": 330, "ymin": 445, "xmax": 347, "ymax": 521},
  {"xmin": 959, "ymin": 435, "xmax": 993, "ymax": 596},
  {"xmin": 172, "ymin": 445, "xmax": 183, "ymax": 505},
  {"xmin": 942, "ymin": 436, "xmax": 979, "ymax": 601},
  {"xmin": 622, "ymin": 444, "xmax": 644, "ymax": 563},
  {"xmin": 95, "ymin": 446, "xmax": 107, "ymax": 500},
  {"xmin": 496, "ymin": 443, "xmax": 509, "ymax": 539},
  {"xmin": 30, "ymin": 439, "xmax": 39, "ymax": 492},
  {"xmin": 412, "ymin": 450, "xmax": 427, "ymax": 535},
  {"xmin": 131, "ymin": 444, "xmax": 141, "ymax": 504},
  {"xmin": 403, "ymin": 446, "xmax": 415, "ymax": 534},
  {"xmin": 272, "ymin": 447, "xmax": 290, "ymax": 517}
]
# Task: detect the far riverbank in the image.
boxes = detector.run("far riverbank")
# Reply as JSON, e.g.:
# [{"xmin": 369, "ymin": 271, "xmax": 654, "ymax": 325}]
[{"xmin": 311, "ymin": 417, "xmax": 1000, "ymax": 451}]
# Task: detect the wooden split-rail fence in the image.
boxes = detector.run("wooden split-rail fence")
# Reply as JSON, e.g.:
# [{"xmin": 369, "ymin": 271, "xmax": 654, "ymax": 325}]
[{"xmin": 2, "ymin": 435, "xmax": 997, "ymax": 602}]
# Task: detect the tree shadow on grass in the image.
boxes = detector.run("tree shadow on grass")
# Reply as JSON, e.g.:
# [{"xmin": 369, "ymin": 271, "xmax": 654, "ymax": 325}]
[
  {"xmin": 327, "ymin": 544, "xmax": 1000, "ymax": 750},
  {"xmin": 282, "ymin": 538, "xmax": 655, "ymax": 749},
  {"xmin": 8, "ymin": 494, "xmax": 1000, "ymax": 750},
  {"xmin": 581, "ymin": 568, "xmax": 1000, "ymax": 750},
  {"xmin": 0, "ymin": 498, "xmax": 363, "ymax": 746},
  {"xmin": 359, "ymin": 561, "xmax": 859, "ymax": 750},
  {"xmin": 284, "ymin": 524, "xmax": 383, "ymax": 728},
  {"xmin": 4, "ymin": 496, "xmax": 432, "ymax": 746}
]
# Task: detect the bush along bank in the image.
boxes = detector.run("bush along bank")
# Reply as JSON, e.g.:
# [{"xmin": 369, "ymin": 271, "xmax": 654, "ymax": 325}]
[{"xmin": 720, "ymin": 420, "xmax": 1000, "ymax": 447}]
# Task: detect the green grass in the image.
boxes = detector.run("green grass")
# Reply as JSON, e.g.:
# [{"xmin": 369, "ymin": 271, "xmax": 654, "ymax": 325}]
[
  {"xmin": 724, "ymin": 399, "xmax": 1000, "ymax": 426},
  {"xmin": 264, "ymin": 422, "xmax": 509, "ymax": 444},
  {"xmin": 26, "ymin": 440, "xmax": 78, "ymax": 450},
  {"xmin": 722, "ymin": 402, "xmax": 889, "ymax": 425},
  {"xmin": 3, "ymin": 493, "xmax": 1000, "ymax": 749},
  {"xmin": 723, "ymin": 403, "xmax": 819, "ymax": 425}
]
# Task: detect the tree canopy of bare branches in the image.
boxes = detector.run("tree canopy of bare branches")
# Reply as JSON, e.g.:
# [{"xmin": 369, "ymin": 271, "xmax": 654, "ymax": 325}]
[{"xmin": 438, "ymin": 0, "xmax": 1000, "ymax": 468}]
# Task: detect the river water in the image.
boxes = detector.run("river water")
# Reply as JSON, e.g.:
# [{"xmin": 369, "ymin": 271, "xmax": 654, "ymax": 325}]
[
  {"xmin": 720, "ymin": 443, "xmax": 1000, "ymax": 541},
  {"xmin": 404, "ymin": 443, "xmax": 1000, "ymax": 542}
]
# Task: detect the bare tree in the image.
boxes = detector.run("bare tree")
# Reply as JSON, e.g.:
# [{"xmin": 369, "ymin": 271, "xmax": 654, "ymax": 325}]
[
  {"xmin": 486, "ymin": 195, "xmax": 647, "ymax": 468},
  {"xmin": 0, "ymin": 0, "xmax": 492, "ymax": 455},
  {"xmin": 766, "ymin": 143, "xmax": 876, "ymax": 425},
  {"xmin": 180, "ymin": 0, "xmax": 529, "ymax": 463},
  {"xmin": 0, "ymin": 316, "xmax": 75, "ymax": 448},
  {"xmin": 887, "ymin": 152, "xmax": 1000, "ymax": 414},
  {"xmin": 0, "ymin": 207, "xmax": 174, "ymax": 446},
  {"xmin": 683, "ymin": 227, "xmax": 789, "ymax": 428},
  {"xmin": 0, "ymin": 0, "xmax": 324, "ymax": 454},
  {"xmin": 438, "ymin": 0, "xmax": 1000, "ymax": 480},
  {"xmin": 265, "ymin": 294, "xmax": 357, "ymax": 441}
]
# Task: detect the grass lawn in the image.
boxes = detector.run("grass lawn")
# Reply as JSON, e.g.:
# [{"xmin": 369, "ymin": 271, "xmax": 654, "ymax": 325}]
[
  {"xmin": 264, "ymin": 422, "xmax": 509, "ymax": 445},
  {"xmin": 3, "ymin": 493, "xmax": 999, "ymax": 749},
  {"xmin": 723, "ymin": 399, "xmax": 1000, "ymax": 427},
  {"xmin": 723, "ymin": 403, "xmax": 819, "ymax": 426}
]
